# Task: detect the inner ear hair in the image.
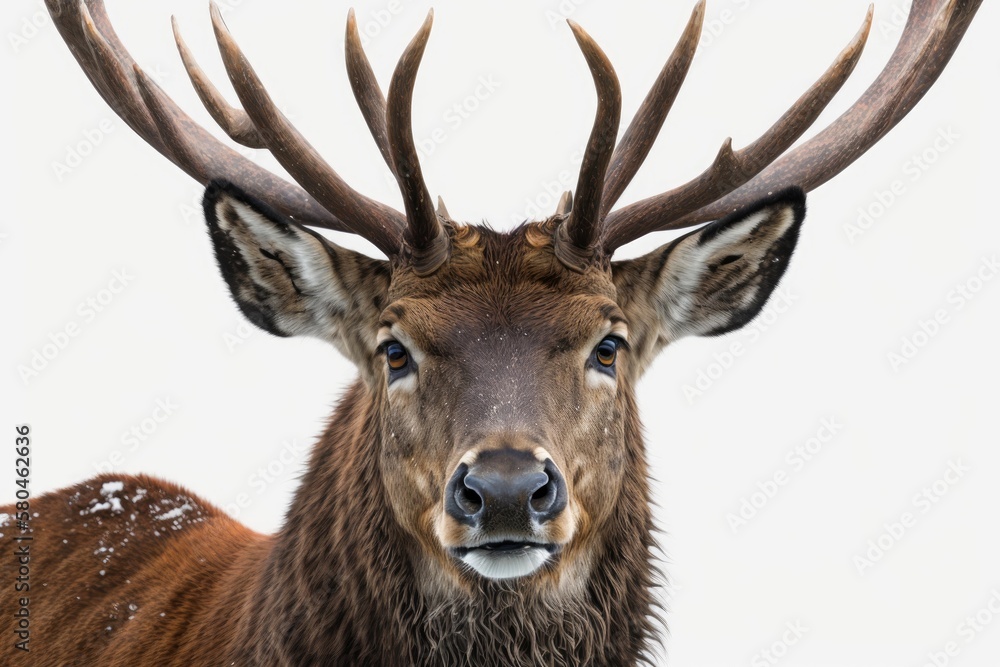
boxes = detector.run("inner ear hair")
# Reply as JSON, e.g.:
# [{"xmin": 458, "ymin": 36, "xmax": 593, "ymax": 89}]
[
  {"xmin": 202, "ymin": 180, "xmax": 391, "ymax": 359},
  {"xmin": 687, "ymin": 187, "xmax": 806, "ymax": 337},
  {"xmin": 695, "ymin": 187, "xmax": 805, "ymax": 248},
  {"xmin": 612, "ymin": 187, "xmax": 807, "ymax": 353}
]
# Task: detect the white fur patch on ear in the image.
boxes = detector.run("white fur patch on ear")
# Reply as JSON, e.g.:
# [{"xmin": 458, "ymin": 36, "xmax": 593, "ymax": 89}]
[
  {"xmin": 226, "ymin": 200, "xmax": 346, "ymax": 302},
  {"xmin": 203, "ymin": 181, "xmax": 391, "ymax": 365},
  {"xmin": 652, "ymin": 191, "xmax": 804, "ymax": 341},
  {"xmin": 214, "ymin": 197, "xmax": 344, "ymax": 339}
]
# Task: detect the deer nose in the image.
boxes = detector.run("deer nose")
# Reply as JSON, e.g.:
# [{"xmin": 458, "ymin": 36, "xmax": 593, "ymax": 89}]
[{"xmin": 445, "ymin": 451, "xmax": 567, "ymax": 531}]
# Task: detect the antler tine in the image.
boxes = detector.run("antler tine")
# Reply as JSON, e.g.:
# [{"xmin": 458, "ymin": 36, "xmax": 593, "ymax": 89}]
[
  {"xmin": 554, "ymin": 20, "xmax": 622, "ymax": 272},
  {"xmin": 209, "ymin": 2, "xmax": 407, "ymax": 256},
  {"xmin": 46, "ymin": 0, "xmax": 349, "ymax": 233},
  {"xmin": 603, "ymin": 6, "xmax": 873, "ymax": 250},
  {"xmin": 345, "ymin": 9, "xmax": 394, "ymax": 172},
  {"xmin": 605, "ymin": 0, "xmax": 983, "ymax": 249},
  {"xmin": 556, "ymin": 191, "xmax": 573, "ymax": 216},
  {"xmin": 386, "ymin": 10, "xmax": 450, "ymax": 276},
  {"xmin": 600, "ymin": 0, "xmax": 705, "ymax": 219},
  {"xmin": 171, "ymin": 17, "xmax": 265, "ymax": 149},
  {"xmin": 132, "ymin": 62, "xmax": 206, "ymax": 173},
  {"xmin": 436, "ymin": 196, "xmax": 452, "ymax": 220},
  {"xmin": 64, "ymin": 1, "xmax": 157, "ymax": 147},
  {"xmin": 661, "ymin": 0, "xmax": 982, "ymax": 231},
  {"xmin": 883, "ymin": 0, "xmax": 978, "ymax": 128}
]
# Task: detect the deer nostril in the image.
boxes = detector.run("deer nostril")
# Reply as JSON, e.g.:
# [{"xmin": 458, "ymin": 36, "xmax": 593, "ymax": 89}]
[
  {"xmin": 529, "ymin": 476, "xmax": 554, "ymax": 512},
  {"xmin": 458, "ymin": 484, "xmax": 483, "ymax": 514},
  {"xmin": 531, "ymin": 459, "xmax": 567, "ymax": 522},
  {"xmin": 444, "ymin": 455, "xmax": 568, "ymax": 528},
  {"xmin": 445, "ymin": 463, "xmax": 482, "ymax": 525}
]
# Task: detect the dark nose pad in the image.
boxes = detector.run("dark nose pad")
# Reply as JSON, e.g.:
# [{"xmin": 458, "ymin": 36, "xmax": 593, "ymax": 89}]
[{"xmin": 445, "ymin": 454, "xmax": 568, "ymax": 531}]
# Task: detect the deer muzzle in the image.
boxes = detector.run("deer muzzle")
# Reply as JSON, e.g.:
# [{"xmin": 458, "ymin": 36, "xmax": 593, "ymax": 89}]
[{"xmin": 443, "ymin": 448, "xmax": 569, "ymax": 579}]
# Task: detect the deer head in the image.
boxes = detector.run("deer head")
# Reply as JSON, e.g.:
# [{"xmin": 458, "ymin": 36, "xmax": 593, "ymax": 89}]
[{"xmin": 46, "ymin": 0, "xmax": 980, "ymax": 626}]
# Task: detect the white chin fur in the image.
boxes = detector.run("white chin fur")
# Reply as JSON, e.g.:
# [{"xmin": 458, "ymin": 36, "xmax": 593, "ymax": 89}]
[{"xmin": 461, "ymin": 547, "xmax": 551, "ymax": 580}]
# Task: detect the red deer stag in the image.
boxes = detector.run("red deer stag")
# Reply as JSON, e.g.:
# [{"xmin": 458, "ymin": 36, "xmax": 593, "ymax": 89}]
[{"xmin": 3, "ymin": 0, "xmax": 982, "ymax": 664}]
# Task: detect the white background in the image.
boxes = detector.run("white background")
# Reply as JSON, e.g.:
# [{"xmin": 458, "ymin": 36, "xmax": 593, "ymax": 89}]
[{"xmin": 4, "ymin": 1, "xmax": 999, "ymax": 665}]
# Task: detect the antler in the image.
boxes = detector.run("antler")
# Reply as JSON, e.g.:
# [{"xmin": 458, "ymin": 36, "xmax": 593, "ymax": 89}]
[
  {"xmin": 205, "ymin": 3, "xmax": 409, "ymax": 256},
  {"xmin": 170, "ymin": 16, "xmax": 264, "ymax": 149},
  {"xmin": 600, "ymin": 0, "xmax": 983, "ymax": 250},
  {"xmin": 342, "ymin": 9, "xmax": 450, "ymax": 275},
  {"xmin": 345, "ymin": 9, "xmax": 393, "ymax": 173},
  {"xmin": 45, "ymin": 0, "xmax": 356, "ymax": 236},
  {"xmin": 386, "ymin": 11, "xmax": 451, "ymax": 275},
  {"xmin": 553, "ymin": 1, "xmax": 869, "ymax": 267},
  {"xmin": 599, "ymin": 0, "xmax": 705, "ymax": 220},
  {"xmin": 48, "ymin": 1, "xmax": 982, "ymax": 269},
  {"xmin": 553, "ymin": 21, "xmax": 622, "ymax": 272},
  {"xmin": 46, "ymin": 0, "xmax": 452, "ymax": 268}
]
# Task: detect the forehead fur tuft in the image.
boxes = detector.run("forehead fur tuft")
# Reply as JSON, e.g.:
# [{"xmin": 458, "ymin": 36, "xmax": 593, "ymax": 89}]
[{"xmin": 390, "ymin": 220, "xmax": 615, "ymax": 302}]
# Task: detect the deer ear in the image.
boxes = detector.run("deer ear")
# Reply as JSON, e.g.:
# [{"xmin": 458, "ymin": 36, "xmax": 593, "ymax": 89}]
[
  {"xmin": 203, "ymin": 180, "xmax": 390, "ymax": 365},
  {"xmin": 613, "ymin": 188, "xmax": 805, "ymax": 364}
]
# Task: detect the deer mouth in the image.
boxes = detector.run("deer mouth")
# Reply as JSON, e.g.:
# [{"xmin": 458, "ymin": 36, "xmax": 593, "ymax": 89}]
[{"xmin": 451, "ymin": 541, "xmax": 560, "ymax": 580}]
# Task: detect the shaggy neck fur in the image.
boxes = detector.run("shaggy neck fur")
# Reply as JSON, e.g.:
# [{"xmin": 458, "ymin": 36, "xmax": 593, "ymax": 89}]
[{"xmin": 234, "ymin": 381, "xmax": 662, "ymax": 666}]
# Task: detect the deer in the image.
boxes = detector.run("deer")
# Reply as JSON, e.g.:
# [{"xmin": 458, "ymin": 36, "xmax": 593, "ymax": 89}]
[{"xmin": 2, "ymin": 0, "xmax": 982, "ymax": 664}]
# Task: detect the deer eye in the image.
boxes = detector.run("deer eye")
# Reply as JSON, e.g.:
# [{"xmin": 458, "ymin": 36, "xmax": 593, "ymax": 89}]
[
  {"xmin": 384, "ymin": 341, "xmax": 410, "ymax": 374},
  {"xmin": 595, "ymin": 337, "xmax": 618, "ymax": 367}
]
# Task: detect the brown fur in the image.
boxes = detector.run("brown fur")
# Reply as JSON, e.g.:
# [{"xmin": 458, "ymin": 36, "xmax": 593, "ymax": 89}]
[
  {"xmin": 2, "ymin": 222, "xmax": 670, "ymax": 666},
  {"xmin": 1, "ymin": 182, "xmax": 806, "ymax": 664}
]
